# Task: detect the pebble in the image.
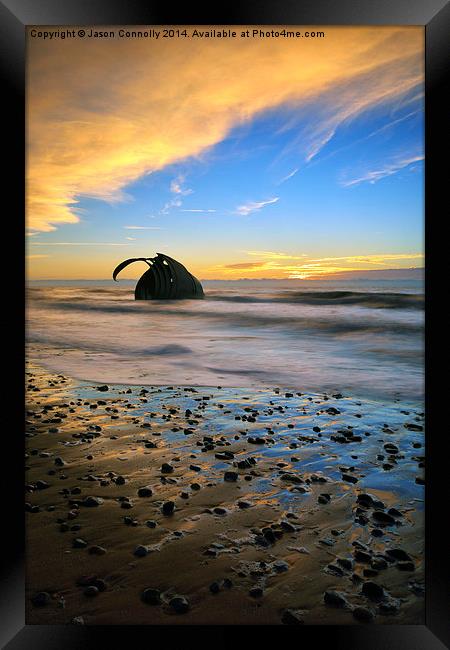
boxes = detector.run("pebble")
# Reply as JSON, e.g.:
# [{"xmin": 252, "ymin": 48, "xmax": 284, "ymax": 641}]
[
  {"xmin": 249, "ymin": 586, "xmax": 264, "ymax": 598},
  {"xmin": 73, "ymin": 538, "xmax": 88, "ymax": 549},
  {"xmin": 137, "ymin": 486, "xmax": 153, "ymax": 497},
  {"xmin": 84, "ymin": 586, "xmax": 99, "ymax": 597},
  {"xmin": 352, "ymin": 606, "xmax": 374, "ymax": 622},
  {"xmin": 134, "ymin": 545, "xmax": 149, "ymax": 557},
  {"xmin": 361, "ymin": 581, "xmax": 385, "ymax": 601},
  {"xmin": 209, "ymin": 581, "xmax": 221, "ymax": 594},
  {"xmin": 162, "ymin": 500, "xmax": 175, "ymax": 515},
  {"xmin": 224, "ymin": 471, "xmax": 238, "ymax": 482},
  {"xmin": 31, "ymin": 592, "xmax": 51, "ymax": 606},
  {"xmin": 281, "ymin": 609, "xmax": 304, "ymax": 625},
  {"xmin": 82, "ymin": 496, "xmax": 103, "ymax": 507},
  {"xmin": 88, "ymin": 545, "xmax": 107, "ymax": 555},
  {"xmin": 142, "ymin": 588, "xmax": 161, "ymax": 605},
  {"xmin": 169, "ymin": 595, "xmax": 189, "ymax": 613},
  {"xmin": 323, "ymin": 590, "xmax": 347, "ymax": 607}
]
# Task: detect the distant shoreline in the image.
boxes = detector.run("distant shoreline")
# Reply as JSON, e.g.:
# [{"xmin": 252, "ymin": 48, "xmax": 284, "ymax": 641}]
[{"xmin": 27, "ymin": 268, "xmax": 424, "ymax": 283}]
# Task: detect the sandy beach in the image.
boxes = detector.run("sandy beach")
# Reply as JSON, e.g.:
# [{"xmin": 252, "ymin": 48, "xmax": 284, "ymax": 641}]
[{"xmin": 25, "ymin": 363, "xmax": 425, "ymax": 625}]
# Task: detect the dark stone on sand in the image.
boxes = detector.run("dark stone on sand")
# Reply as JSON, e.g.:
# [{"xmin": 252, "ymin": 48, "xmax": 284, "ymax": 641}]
[
  {"xmin": 327, "ymin": 564, "xmax": 344, "ymax": 576},
  {"xmin": 281, "ymin": 609, "xmax": 304, "ymax": 625},
  {"xmin": 224, "ymin": 471, "xmax": 238, "ymax": 482},
  {"xmin": 280, "ymin": 473, "xmax": 303, "ymax": 484},
  {"xmin": 342, "ymin": 473, "xmax": 358, "ymax": 484},
  {"xmin": 361, "ymin": 581, "xmax": 385, "ymax": 601},
  {"xmin": 115, "ymin": 476, "xmax": 126, "ymax": 485},
  {"xmin": 73, "ymin": 538, "xmax": 88, "ymax": 549},
  {"xmin": 146, "ymin": 520, "xmax": 157, "ymax": 528},
  {"xmin": 142, "ymin": 588, "xmax": 161, "ymax": 605},
  {"xmin": 88, "ymin": 545, "xmax": 107, "ymax": 555},
  {"xmin": 318, "ymin": 493, "xmax": 331, "ymax": 504},
  {"xmin": 372, "ymin": 511, "xmax": 395, "ymax": 525},
  {"xmin": 215, "ymin": 451, "xmax": 234, "ymax": 460},
  {"xmin": 371, "ymin": 528, "xmax": 384, "ymax": 537},
  {"xmin": 353, "ymin": 606, "xmax": 374, "ymax": 622},
  {"xmin": 378, "ymin": 600, "xmax": 400, "ymax": 615},
  {"xmin": 354, "ymin": 550, "xmax": 372, "ymax": 563},
  {"xmin": 371, "ymin": 557, "xmax": 388, "ymax": 571},
  {"xmin": 357, "ymin": 493, "xmax": 375, "ymax": 507},
  {"xmin": 326, "ymin": 407, "xmax": 341, "ymax": 415},
  {"xmin": 83, "ymin": 496, "xmax": 103, "ymax": 507},
  {"xmin": 54, "ymin": 457, "xmax": 65, "ymax": 466},
  {"xmin": 137, "ymin": 486, "xmax": 153, "ymax": 497},
  {"xmin": 324, "ymin": 590, "xmax": 347, "ymax": 607},
  {"xmin": 209, "ymin": 581, "xmax": 221, "ymax": 594},
  {"xmin": 249, "ymin": 586, "xmax": 264, "ymax": 598},
  {"xmin": 190, "ymin": 465, "xmax": 201, "ymax": 472},
  {"xmin": 121, "ymin": 500, "xmax": 133, "ymax": 509},
  {"xmin": 84, "ymin": 585, "xmax": 99, "ymax": 597},
  {"xmin": 386, "ymin": 548, "xmax": 412, "ymax": 562},
  {"xmin": 97, "ymin": 385, "xmax": 109, "ymax": 391},
  {"xmin": 134, "ymin": 545, "xmax": 148, "ymax": 557},
  {"xmin": 273, "ymin": 560, "xmax": 289, "ymax": 573},
  {"xmin": 337, "ymin": 558, "xmax": 353, "ymax": 571},
  {"xmin": 254, "ymin": 535, "xmax": 270, "ymax": 548},
  {"xmin": 31, "ymin": 592, "xmax": 51, "ymax": 607},
  {"xmin": 161, "ymin": 463, "xmax": 174, "ymax": 474},
  {"xmin": 169, "ymin": 595, "xmax": 189, "ymax": 613},
  {"xmin": 162, "ymin": 500, "xmax": 175, "ymax": 515},
  {"xmin": 36, "ymin": 480, "xmax": 50, "ymax": 490}
]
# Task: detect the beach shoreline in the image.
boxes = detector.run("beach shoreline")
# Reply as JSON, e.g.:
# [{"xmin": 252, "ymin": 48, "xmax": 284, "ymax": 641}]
[{"xmin": 25, "ymin": 363, "xmax": 425, "ymax": 625}]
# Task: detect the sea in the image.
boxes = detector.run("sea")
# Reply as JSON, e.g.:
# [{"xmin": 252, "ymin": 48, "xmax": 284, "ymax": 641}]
[{"xmin": 26, "ymin": 278, "xmax": 424, "ymax": 403}]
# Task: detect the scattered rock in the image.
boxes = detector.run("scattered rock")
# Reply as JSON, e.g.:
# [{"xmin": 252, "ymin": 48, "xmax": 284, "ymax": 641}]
[
  {"xmin": 31, "ymin": 592, "xmax": 51, "ymax": 607},
  {"xmin": 169, "ymin": 595, "xmax": 189, "ymax": 614},
  {"xmin": 324, "ymin": 590, "xmax": 347, "ymax": 607},
  {"xmin": 281, "ymin": 609, "xmax": 304, "ymax": 625},
  {"xmin": 361, "ymin": 581, "xmax": 385, "ymax": 602},
  {"xmin": 142, "ymin": 588, "xmax": 161, "ymax": 605}
]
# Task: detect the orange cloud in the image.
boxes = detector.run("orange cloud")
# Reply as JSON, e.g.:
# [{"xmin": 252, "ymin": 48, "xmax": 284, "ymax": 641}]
[
  {"xmin": 27, "ymin": 26, "xmax": 423, "ymax": 232},
  {"xmin": 214, "ymin": 251, "xmax": 424, "ymax": 279}
]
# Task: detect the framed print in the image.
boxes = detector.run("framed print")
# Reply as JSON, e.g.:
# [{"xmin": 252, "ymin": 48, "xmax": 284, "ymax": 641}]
[{"xmin": 1, "ymin": 0, "xmax": 449, "ymax": 647}]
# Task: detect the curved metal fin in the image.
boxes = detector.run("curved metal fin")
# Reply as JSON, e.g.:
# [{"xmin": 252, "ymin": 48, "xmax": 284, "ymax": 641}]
[{"xmin": 112, "ymin": 258, "xmax": 150, "ymax": 281}]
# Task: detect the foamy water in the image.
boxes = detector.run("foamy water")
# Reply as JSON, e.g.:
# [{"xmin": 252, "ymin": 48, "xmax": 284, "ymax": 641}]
[{"xmin": 26, "ymin": 278, "xmax": 424, "ymax": 401}]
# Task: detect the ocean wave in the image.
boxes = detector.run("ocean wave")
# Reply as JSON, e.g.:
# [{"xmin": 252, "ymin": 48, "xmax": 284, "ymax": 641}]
[{"xmin": 207, "ymin": 291, "xmax": 424, "ymax": 309}]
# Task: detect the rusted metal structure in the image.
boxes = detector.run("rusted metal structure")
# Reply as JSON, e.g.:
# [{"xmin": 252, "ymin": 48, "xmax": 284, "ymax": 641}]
[{"xmin": 113, "ymin": 253, "xmax": 204, "ymax": 300}]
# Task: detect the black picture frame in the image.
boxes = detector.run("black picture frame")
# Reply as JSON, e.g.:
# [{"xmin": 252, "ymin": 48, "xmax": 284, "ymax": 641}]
[{"xmin": 2, "ymin": 0, "xmax": 448, "ymax": 647}]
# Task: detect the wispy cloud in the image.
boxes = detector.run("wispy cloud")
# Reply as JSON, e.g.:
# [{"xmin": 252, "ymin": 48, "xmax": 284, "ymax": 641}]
[
  {"xmin": 27, "ymin": 27, "xmax": 423, "ymax": 232},
  {"xmin": 278, "ymin": 168, "xmax": 299, "ymax": 184},
  {"xmin": 124, "ymin": 225, "xmax": 164, "ymax": 230},
  {"xmin": 218, "ymin": 251, "xmax": 424, "ymax": 279},
  {"xmin": 170, "ymin": 175, "xmax": 193, "ymax": 196},
  {"xmin": 161, "ymin": 198, "xmax": 182, "ymax": 214},
  {"xmin": 244, "ymin": 250, "xmax": 307, "ymax": 260},
  {"xmin": 30, "ymin": 242, "xmax": 133, "ymax": 246},
  {"xmin": 341, "ymin": 154, "xmax": 424, "ymax": 187},
  {"xmin": 181, "ymin": 209, "xmax": 216, "ymax": 213},
  {"xmin": 235, "ymin": 197, "xmax": 279, "ymax": 216}
]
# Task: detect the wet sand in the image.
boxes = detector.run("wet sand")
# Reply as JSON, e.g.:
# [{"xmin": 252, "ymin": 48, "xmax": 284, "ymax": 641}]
[{"xmin": 25, "ymin": 364, "xmax": 425, "ymax": 625}]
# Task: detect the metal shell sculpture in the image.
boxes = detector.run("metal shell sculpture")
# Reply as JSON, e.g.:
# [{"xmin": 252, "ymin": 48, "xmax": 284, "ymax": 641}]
[{"xmin": 113, "ymin": 253, "xmax": 204, "ymax": 300}]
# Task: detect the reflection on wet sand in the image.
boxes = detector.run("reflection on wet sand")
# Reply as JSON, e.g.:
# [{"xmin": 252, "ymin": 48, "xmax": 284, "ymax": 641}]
[{"xmin": 26, "ymin": 365, "xmax": 424, "ymax": 625}]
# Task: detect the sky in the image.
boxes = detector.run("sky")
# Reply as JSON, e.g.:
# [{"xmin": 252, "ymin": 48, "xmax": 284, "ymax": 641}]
[{"xmin": 26, "ymin": 26, "xmax": 424, "ymax": 280}]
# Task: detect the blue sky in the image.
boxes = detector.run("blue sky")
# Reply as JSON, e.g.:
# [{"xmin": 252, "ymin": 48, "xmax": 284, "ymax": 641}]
[{"xmin": 27, "ymin": 26, "xmax": 424, "ymax": 279}]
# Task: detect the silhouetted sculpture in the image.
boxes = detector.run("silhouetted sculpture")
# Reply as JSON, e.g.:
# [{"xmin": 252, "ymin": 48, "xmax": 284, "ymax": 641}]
[{"xmin": 113, "ymin": 253, "xmax": 204, "ymax": 300}]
